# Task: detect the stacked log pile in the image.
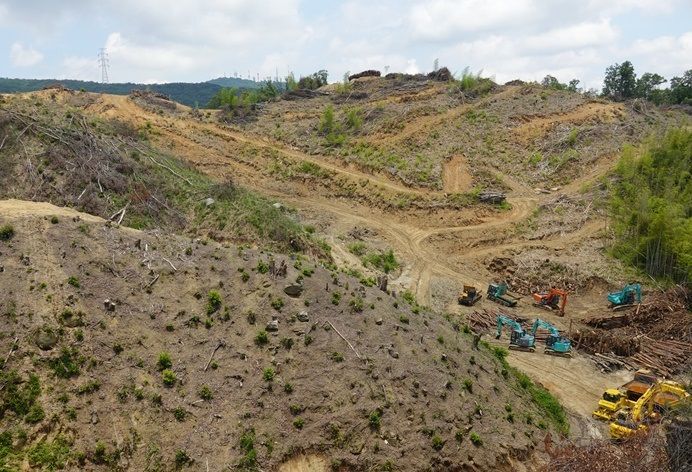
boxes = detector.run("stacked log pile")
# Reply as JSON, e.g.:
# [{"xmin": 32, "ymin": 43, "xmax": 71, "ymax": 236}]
[{"xmin": 576, "ymin": 286, "xmax": 691, "ymax": 375}]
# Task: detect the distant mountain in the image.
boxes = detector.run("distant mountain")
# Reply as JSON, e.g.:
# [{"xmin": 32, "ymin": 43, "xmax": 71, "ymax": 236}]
[
  {"xmin": 206, "ymin": 76, "xmax": 264, "ymax": 88},
  {"xmin": 0, "ymin": 78, "xmax": 232, "ymax": 107}
]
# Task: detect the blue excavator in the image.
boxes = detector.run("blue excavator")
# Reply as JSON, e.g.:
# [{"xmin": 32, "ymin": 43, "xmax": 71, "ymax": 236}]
[
  {"xmin": 607, "ymin": 283, "xmax": 642, "ymax": 310},
  {"xmin": 495, "ymin": 315, "xmax": 535, "ymax": 352},
  {"xmin": 530, "ymin": 318, "xmax": 573, "ymax": 358},
  {"xmin": 495, "ymin": 315, "xmax": 572, "ymax": 357}
]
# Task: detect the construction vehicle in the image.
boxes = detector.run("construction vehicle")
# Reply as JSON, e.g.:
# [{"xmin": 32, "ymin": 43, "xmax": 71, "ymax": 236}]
[
  {"xmin": 487, "ymin": 282, "xmax": 520, "ymax": 307},
  {"xmin": 592, "ymin": 370, "xmax": 659, "ymax": 421},
  {"xmin": 530, "ymin": 318, "xmax": 572, "ymax": 357},
  {"xmin": 458, "ymin": 285, "xmax": 482, "ymax": 306},
  {"xmin": 495, "ymin": 315, "xmax": 535, "ymax": 352},
  {"xmin": 607, "ymin": 282, "xmax": 642, "ymax": 310},
  {"xmin": 609, "ymin": 380, "xmax": 690, "ymax": 439},
  {"xmin": 532, "ymin": 287, "xmax": 568, "ymax": 316}
]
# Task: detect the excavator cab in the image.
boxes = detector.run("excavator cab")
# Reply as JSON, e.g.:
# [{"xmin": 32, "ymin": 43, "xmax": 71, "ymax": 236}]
[
  {"xmin": 496, "ymin": 315, "xmax": 535, "ymax": 352},
  {"xmin": 608, "ymin": 283, "xmax": 642, "ymax": 308}
]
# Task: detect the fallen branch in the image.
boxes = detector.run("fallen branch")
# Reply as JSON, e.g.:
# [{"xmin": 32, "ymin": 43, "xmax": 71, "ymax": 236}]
[
  {"xmin": 162, "ymin": 257, "xmax": 177, "ymax": 272},
  {"xmin": 143, "ymin": 273, "xmax": 160, "ymax": 290},
  {"xmin": 325, "ymin": 320, "xmax": 361, "ymax": 359},
  {"xmin": 3, "ymin": 337, "xmax": 19, "ymax": 366},
  {"xmin": 204, "ymin": 341, "xmax": 225, "ymax": 371}
]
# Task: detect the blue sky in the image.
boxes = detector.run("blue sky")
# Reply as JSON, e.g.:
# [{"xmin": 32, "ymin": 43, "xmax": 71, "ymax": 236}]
[{"xmin": 1, "ymin": 0, "xmax": 690, "ymax": 90}]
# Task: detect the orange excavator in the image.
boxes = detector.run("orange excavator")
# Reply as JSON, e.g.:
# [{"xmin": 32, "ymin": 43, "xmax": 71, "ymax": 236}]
[{"xmin": 532, "ymin": 287, "xmax": 568, "ymax": 316}]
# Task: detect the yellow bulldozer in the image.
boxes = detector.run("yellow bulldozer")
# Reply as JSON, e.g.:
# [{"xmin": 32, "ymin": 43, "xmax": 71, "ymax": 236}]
[
  {"xmin": 609, "ymin": 380, "xmax": 689, "ymax": 439},
  {"xmin": 593, "ymin": 369, "xmax": 658, "ymax": 421}
]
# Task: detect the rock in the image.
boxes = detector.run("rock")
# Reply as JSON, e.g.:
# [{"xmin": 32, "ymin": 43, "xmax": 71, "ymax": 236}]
[
  {"xmin": 266, "ymin": 319, "xmax": 279, "ymax": 331},
  {"xmin": 388, "ymin": 348, "xmax": 399, "ymax": 359},
  {"xmin": 91, "ymin": 411, "xmax": 99, "ymax": 424},
  {"xmin": 272, "ymin": 202, "xmax": 283, "ymax": 210},
  {"xmin": 283, "ymin": 285, "xmax": 303, "ymax": 297},
  {"xmin": 204, "ymin": 197, "xmax": 215, "ymax": 207},
  {"xmin": 375, "ymin": 318, "xmax": 383, "ymax": 325},
  {"xmin": 104, "ymin": 299, "xmax": 116, "ymax": 312},
  {"xmin": 297, "ymin": 311, "xmax": 309, "ymax": 322},
  {"xmin": 35, "ymin": 328, "xmax": 59, "ymax": 350}
]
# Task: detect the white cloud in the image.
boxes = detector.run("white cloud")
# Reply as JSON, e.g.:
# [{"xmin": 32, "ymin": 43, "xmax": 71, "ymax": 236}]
[
  {"xmin": 625, "ymin": 32, "xmax": 692, "ymax": 78},
  {"xmin": 9, "ymin": 42, "xmax": 43, "ymax": 67}
]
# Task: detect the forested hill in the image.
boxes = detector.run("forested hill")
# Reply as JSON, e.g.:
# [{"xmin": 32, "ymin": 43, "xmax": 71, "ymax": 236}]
[{"xmin": 0, "ymin": 77, "xmax": 261, "ymax": 107}]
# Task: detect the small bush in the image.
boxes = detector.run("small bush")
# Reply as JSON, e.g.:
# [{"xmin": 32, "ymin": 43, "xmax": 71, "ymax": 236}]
[
  {"xmin": 161, "ymin": 369, "xmax": 177, "ymax": 387},
  {"xmin": 290, "ymin": 404, "xmax": 304, "ymax": 415},
  {"xmin": 284, "ymin": 382, "xmax": 294, "ymax": 393},
  {"xmin": 280, "ymin": 337, "xmax": 294, "ymax": 350},
  {"xmin": 27, "ymin": 437, "xmax": 71, "ymax": 470},
  {"xmin": 329, "ymin": 351, "xmax": 344, "ymax": 362},
  {"xmin": 67, "ymin": 276, "xmax": 80, "ymax": 288},
  {"xmin": 331, "ymin": 291, "xmax": 342, "ymax": 305},
  {"xmin": 293, "ymin": 417, "xmax": 305, "ymax": 429},
  {"xmin": 347, "ymin": 242, "xmax": 367, "ymax": 256},
  {"xmin": 0, "ymin": 224, "xmax": 14, "ymax": 241},
  {"xmin": 254, "ymin": 331, "xmax": 269, "ymax": 346},
  {"xmin": 369, "ymin": 410, "xmax": 382, "ymax": 430},
  {"xmin": 431, "ymin": 435, "xmax": 444, "ymax": 451},
  {"xmin": 462, "ymin": 379, "xmax": 473, "ymax": 393},
  {"xmin": 256, "ymin": 260, "xmax": 269, "ymax": 274},
  {"xmin": 206, "ymin": 290, "xmax": 222, "ymax": 314},
  {"xmin": 49, "ymin": 347, "xmax": 81, "ymax": 378},
  {"xmin": 25, "ymin": 404, "xmax": 45, "ymax": 423},
  {"xmin": 470, "ymin": 432, "xmax": 483, "ymax": 446},
  {"xmin": 50, "ymin": 216, "xmax": 59, "ymax": 224},
  {"xmin": 270, "ymin": 297, "xmax": 285, "ymax": 311},
  {"xmin": 174, "ymin": 407, "xmax": 187, "ymax": 421},
  {"xmin": 199, "ymin": 385, "xmax": 213, "ymax": 400},
  {"xmin": 349, "ymin": 296, "xmax": 364, "ymax": 312},
  {"xmin": 263, "ymin": 367, "xmax": 275, "ymax": 382},
  {"xmin": 175, "ymin": 449, "xmax": 192, "ymax": 468},
  {"xmin": 157, "ymin": 352, "xmax": 172, "ymax": 371}
]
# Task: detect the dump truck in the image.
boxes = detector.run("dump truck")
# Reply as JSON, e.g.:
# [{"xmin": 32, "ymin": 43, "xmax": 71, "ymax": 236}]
[
  {"xmin": 487, "ymin": 282, "xmax": 520, "ymax": 307},
  {"xmin": 458, "ymin": 285, "xmax": 482, "ymax": 306}
]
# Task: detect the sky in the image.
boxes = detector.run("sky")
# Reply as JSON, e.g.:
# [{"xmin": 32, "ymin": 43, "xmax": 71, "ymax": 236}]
[{"xmin": 0, "ymin": 0, "xmax": 690, "ymax": 90}]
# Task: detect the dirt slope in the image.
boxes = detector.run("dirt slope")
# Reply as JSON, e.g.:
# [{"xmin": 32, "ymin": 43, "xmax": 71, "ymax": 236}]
[{"xmin": 1, "ymin": 201, "xmax": 561, "ymax": 471}]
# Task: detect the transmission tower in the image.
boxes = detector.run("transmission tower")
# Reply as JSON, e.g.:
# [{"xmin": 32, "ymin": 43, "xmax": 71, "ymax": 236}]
[{"xmin": 98, "ymin": 48, "xmax": 110, "ymax": 84}]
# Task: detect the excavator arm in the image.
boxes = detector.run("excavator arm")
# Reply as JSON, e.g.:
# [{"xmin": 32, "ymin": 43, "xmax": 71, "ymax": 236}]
[{"xmin": 496, "ymin": 315, "xmax": 523, "ymax": 339}]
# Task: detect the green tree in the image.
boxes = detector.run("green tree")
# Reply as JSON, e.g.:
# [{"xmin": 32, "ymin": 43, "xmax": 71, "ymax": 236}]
[
  {"xmin": 298, "ymin": 70, "xmax": 328, "ymax": 90},
  {"xmin": 635, "ymin": 72, "xmax": 667, "ymax": 103},
  {"xmin": 567, "ymin": 79, "xmax": 580, "ymax": 92},
  {"xmin": 669, "ymin": 70, "xmax": 692, "ymax": 105},
  {"xmin": 603, "ymin": 61, "xmax": 637, "ymax": 101},
  {"xmin": 541, "ymin": 75, "xmax": 566, "ymax": 90}
]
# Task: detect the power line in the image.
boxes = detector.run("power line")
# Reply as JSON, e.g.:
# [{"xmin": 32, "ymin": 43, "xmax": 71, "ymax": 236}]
[{"xmin": 98, "ymin": 48, "xmax": 110, "ymax": 84}]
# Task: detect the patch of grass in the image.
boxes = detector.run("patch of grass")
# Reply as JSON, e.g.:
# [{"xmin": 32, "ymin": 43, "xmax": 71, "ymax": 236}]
[
  {"xmin": 25, "ymin": 404, "xmax": 45, "ymax": 423},
  {"xmin": 280, "ymin": 337, "xmax": 294, "ymax": 350},
  {"xmin": 431, "ymin": 435, "xmax": 444, "ymax": 451},
  {"xmin": 331, "ymin": 291, "xmax": 342, "ymax": 305},
  {"xmin": 361, "ymin": 249, "xmax": 399, "ymax": 274},
  {"xmin": 27, "ymin": 436, "xmax": 71, "ymax": 470},
  {"xmin": 76, "ymin": 379, "xmax": 100, "ymax": 395},
  {"xmin": 66, "ymin": 276, "xmax": 80, "ymax": 288},
  {"xmin": 256, "ymin": 259, "xmax": 269, "ymax": 274},
  {"xmin": 329, "ymin": 351, "xmax": 344, "ymax": 362},
  {"xmin": 174, "ymin": 407, "xmax": 187, "ymax": 421},
  {"xmin": 284, "ymin": 382, "xmax": 293, "ymax": 394},
  {"xmin": 175, "ymin": 449, "xmax": 192, "ymax": 468},
  {"xmin": 270, "ymin": 296, "xmax": 284, "ymax": 311},
  {"xmin": 349, "ymin": 296, "xmax": 364, "ymax": 312},
  {"xmin": 369, "ymin": 409, "xmax": 382, "ymax": 430},
  {"xmin": 347, "ymin": 242, "xmax": 367, "ymax": 256},
  {"xmin": 293, "ymin": 417, "xmax": 305, "ymax": 429},
  {"xmin": 238, "ymin": 429, "xmax": 257, "ymax": 470},
  {"xmin": 49, "ymin": 347, "xmax": 82, "ymax": 378},
  {"xmin": 0, "ymin": 371, "xmax": 41, "ymax": 417},
  {"xmin": 462, "ymin": 379, "xmax": 473, "ymax": 393}
]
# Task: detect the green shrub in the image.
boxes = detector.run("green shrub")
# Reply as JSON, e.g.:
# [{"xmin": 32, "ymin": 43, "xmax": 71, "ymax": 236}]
[
  {"xmin": 263, "ymin": 367, "xmax": 275, "ymax": 382},
  {"xmin": 256, "ymin": 259, "xmax": 269, "ymax": 274},
  {"xmin": 280, "ymin": 337, "xmax": 294, "ymax": 350},
  {"xmin": 0, "ymin": 224, "xmax": 14, "ymax": 241},
  {"xmin": 238, "ymin": 429, "xmax": 257, "ymax": 469},
  {"xmin": 270, "ymin": 297, "xmax": 284, "ymax": 311},
  {"xmin": 462, "ymin": 379, "xmax": 473, "ymax": 393},
  {"xmin": 157, "ymin": 352, "xmax": 172, "ymax": 371},
  {"xmin": 470, "ymin": 432, "xmax": 483, "ymax": 446},
  {"xmin": 77, "ymin": 380, "xmax": 100, "ymax": 395},
  {"xmin": 173, "ymin": 407, "xmax": 187, "ymax": 421},
  {"xmin": 362, "ymin": 249, "xmax": 399, "ymax": 273},
  {"xmin": 27, "ymin": 436, "xmax": 71, "ymax": 470},
  {"xmin": 329, "ymin": 352, "xmax": 344, "ymax": 362},
  {"xmin": 199, "ymin": 385, "xmax": 213, "ymax": 400},
  {"xmin": 49, "ymin": 347, "xmax": 81, "ymax": 378},
  {"xmin": 369, "ymin": 410, "xmax": 381, "ymax": 430},
  {"xmin": 331, "ymin": 291, "xmax": 342, "ymax": 305},
  {"xmin": 254, "ymin": 331, "xmax": 268, "ymax": 346},
  {"xmin": 161, "ymin": 369, "xmax": 177, "ymax": 387},
  {"xmin": 347, "ymin": 242, "xmax": 367, "ymax": 256},
  {"xmin": 349, "ymin": 296, "xmax": 364, "ymax": 312},
  {"xmin": 206, "ymin": 290, "xmax": 222, "ymax": 314},
  {"xmin": 175, "ymin": 449, "xmax": 192, "ymax": 468},
  {"xmin": 431, "ymin": 435, "xmax": 444, "ymax": 451},
  {"xmin": 293, "ymin": 417, "xmax": 305, "ymax": 429},
  {"xmin": 25, "ymin": 404, "xmax": 45, "ymax": 423},
  {"xmin": 345, "ymin": 107, "xmax": 364, "ymax": 131},
  {"xmin": 67, "ymin": 276, "xmax": 80, "ymax": 288},
  {"xmin": 50, "ymin": 216, "xmax": 59, "ymax": 224},
  {"xmin": 284, "ymin": 382, "xmax": 294, "ymax": 393}
]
